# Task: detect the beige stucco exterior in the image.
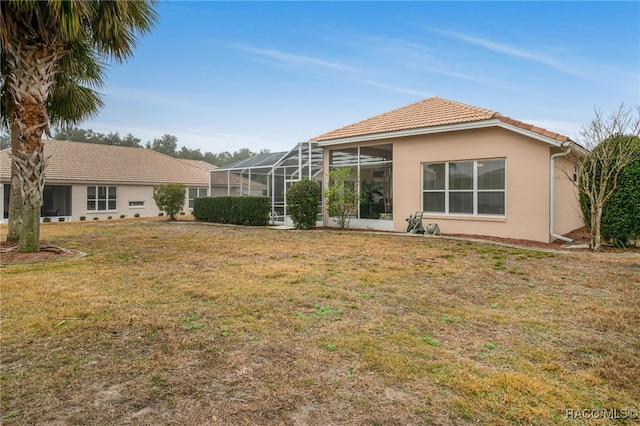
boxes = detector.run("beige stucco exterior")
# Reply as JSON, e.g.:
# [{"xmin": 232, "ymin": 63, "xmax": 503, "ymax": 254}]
[
  {"xmin": 66, "ymin": 183, "xmax": 204, "ymax": 220},
  {"xmin": 553, "ymin": 155, "xmax": 582, "ymax": 237},
  {"xmin": 321, "ymin": 126, "xmax": 584, "ymax": 243},
  {"xmin": 0, "ymin": 181, "xmax": 208, "ymax": 222}
]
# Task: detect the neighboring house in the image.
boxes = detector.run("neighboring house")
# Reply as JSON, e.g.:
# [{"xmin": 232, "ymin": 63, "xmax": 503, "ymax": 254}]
[
  {"xmin": 0, "ymin": 140, "xmax": 215, "ymax": 222},
  {"xmin": 311, "ymin": 97, "xmax": 587, "ymax": 243}
]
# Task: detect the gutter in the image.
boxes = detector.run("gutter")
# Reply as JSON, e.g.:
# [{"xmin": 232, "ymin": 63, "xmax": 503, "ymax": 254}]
[{"xmin": 549, "ymin": 142, "xmax": 573, "ymax": 243}]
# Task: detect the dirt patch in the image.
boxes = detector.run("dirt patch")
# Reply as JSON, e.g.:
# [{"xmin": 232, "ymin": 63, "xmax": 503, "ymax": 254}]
[{"xmin": 0, "ymin": 240, "xmax": 81, "ymax": 266}]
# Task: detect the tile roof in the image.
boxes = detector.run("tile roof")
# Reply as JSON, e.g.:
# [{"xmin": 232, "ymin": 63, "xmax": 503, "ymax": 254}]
[
  {"xmin": 494, "ymin": 115, "xmax": 569, "ymax": 143},
  {"xmin": 312, "ymin": 97, "xmax": 569, "ymax": 143},
  {"xmin": 0, "ymin": 140, "xmax": 210, "ymax": 185},
  {"xmin": 177, "ymin": 158, "xmax": 217, "ymax": 171}
]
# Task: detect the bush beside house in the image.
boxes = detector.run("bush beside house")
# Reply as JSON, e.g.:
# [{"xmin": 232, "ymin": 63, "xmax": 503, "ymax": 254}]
[
  {"xmin": 325, "ymin": 167, "xmax": 358, "ymax": 229},
  {"xmin": 287, "ymin": 179, "xmax": 320, "ymax": 230},
  {"xmin": 580, "ymin": 136, "xmax": 640, "ymax": 247},
  {"xmin": 153, "ymin": 183, "xmax": 187, "ymax": 220},
  {"xmin": 193, "ymin": 196, "xmax": 270, "ymax": 226},
  {"xmin": 601, "ymin": 149, "xmax": 640, "ymax": 246}
]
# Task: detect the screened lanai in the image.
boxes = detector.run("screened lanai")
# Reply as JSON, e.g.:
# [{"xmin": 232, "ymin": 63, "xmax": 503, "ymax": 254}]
[{"xmin": 210, "ymin": 141, "xmax": 324, "ymax": 224}]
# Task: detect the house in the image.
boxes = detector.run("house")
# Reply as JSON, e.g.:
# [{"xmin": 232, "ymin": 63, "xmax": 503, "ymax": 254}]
[
  {"xmin": 311, "ymin": 97, "xmax": 587, "ymax": 243},
  {"xmin": 0, "ymin": 140, "xmax": 216, "ymax": 222}
]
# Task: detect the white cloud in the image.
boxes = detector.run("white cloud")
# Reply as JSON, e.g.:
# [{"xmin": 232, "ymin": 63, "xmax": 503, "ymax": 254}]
[
  {"xmin": 233, "ymin": 44, "xmax": 358, "ymax": 73},
  {"xmin": 361, "ymin": 80, "xmax": 432, "ymax": 97},
  {"xmin": 433, "ymin": 29, "xmax": 639, "ymax": 93},
  {"xmin": 104, "ymin": 88, "xmax": 197, "ymax": 109}
]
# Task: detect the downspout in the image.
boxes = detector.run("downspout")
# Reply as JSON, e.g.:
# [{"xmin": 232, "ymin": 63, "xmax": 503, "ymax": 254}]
[{"xmin": 550, "ymin": 142, "xmax": 573, "ymax": 242}]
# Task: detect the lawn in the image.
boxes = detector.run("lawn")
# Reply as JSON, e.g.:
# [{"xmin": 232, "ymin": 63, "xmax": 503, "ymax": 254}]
[{"xmin": 1, "ymin": 219, "xmax": 639, "ymax": 425}]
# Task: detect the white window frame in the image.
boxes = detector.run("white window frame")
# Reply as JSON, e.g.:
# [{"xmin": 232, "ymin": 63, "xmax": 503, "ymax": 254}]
[
  {"xmin": 422, "ymin": 159, "xmax": 506, "ymax": 216},
  {"xmin": 87, "ymin": 186, "xmax": 117, "ymax": 212},
  {"xmin": 188, "ymin": 187, "xmax": 208, "ymax": 209}
]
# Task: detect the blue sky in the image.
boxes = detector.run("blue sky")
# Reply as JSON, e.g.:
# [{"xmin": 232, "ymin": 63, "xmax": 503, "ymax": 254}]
[{"xmin": 83, "ymin": 1, "xmax": 640, "ymax": 154}]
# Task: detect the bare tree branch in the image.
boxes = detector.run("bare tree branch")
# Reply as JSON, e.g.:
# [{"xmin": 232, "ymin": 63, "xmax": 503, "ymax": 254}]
[{"xmin": 575, "ymin": 104, "xmax": 640, "ymax": 251}]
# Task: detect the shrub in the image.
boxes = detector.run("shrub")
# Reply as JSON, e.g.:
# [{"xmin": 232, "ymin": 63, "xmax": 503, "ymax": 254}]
[
  {"xmin": 581, "ymin": 136, "xmax": 640, "ymax": 247},
  {"xmin": 153, "ymin": 183, "xmax": 186, "ymax": 220},
  {"xmin": 287, "ymin": 179, "xmax": 320, "ymax": 230},
  {"xmin": 193, "ymin": 196, "xmax": 270, "ymax": 226},
  {"xmin": 80, "ymin": 216, "xmax": 86, "ymax": 221},
  {"xmin": 134, "ymin": 213, "xmax": 140, "ymax": 218},
  {"xmin": 325, "ymin": 167, "xmax": 358, "ymax": 228},
  {"xmin": 42, "ymin": 217, "xmax": 51, "ymax": 223},
  {"xmin": 120, "ymin": 215, "xmax": 126, "ymax": 219},
  {"xmin": 107, "ymin": 216, "xmax": 112, "ymax": 220},
  {"xmin": 58, "ymin": 217, "xmax": 65, "ymax": 222},
  {"xmin": 601, "ymin": 152, "xmax": 640, "ymax": 247},
  {"xmin": 93, "ymin": 217, "xmax": 99, "ymax": 221}
]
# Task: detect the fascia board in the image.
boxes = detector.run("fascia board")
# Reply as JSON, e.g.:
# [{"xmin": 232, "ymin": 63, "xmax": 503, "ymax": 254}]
[{"xmin": 315, "ymin": 119, "xmax": 566, "ymax": 148}]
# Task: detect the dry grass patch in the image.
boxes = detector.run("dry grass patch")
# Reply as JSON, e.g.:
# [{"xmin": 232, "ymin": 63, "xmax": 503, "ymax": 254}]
[{"xmin": 1, "ymin": 219, "xmax": 639, "ymax": 425}]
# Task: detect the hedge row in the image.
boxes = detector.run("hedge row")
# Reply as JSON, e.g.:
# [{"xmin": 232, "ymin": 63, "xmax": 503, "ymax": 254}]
[{"xmin": 193, "ymin": 196, "xmax": 270, "ymax": 226}]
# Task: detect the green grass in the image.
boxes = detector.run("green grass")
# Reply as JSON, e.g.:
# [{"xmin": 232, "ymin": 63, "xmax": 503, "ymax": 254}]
[{"xmin": 1, "ymin": 219, "xmax": 639, "ymax": 425}]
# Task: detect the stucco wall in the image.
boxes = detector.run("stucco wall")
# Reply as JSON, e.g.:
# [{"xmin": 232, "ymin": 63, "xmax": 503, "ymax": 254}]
[
  {"xmin": 322, "ymin": 126, "xmax": 582, "ymax": 243},
  {"xmin": 69, "ymin": 184, "xmax": 198, "ymax": 221},
  {"xmin": 392, "ymin": 127, "xmax": 557, "ymax": 242},
  {"xmin": 553, "ymin": 155, "xmax": 584, "ymax": 236}
]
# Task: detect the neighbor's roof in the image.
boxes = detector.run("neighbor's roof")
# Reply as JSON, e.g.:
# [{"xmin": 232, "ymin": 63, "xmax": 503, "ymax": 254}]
[
  {"xmin": 312, "ymin": 97, "xmax": 570, "ymax": 144},
  {"xmin": 214, "ymin": 151, "xmax": 289, "ymax": 170},
  {"xmin": 177, "ymin": 158, "xmax": 217, "ymax": 171},
  {"xmin": 0, "ymin": 140, "xmax": 210, "ymax": 185}
]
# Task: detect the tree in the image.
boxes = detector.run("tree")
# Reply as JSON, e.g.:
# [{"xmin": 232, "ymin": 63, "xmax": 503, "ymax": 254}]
[
  {"xmin": 287, "ymin": 179, "xmax": 320, "ymax": 230},
  {"xmin": 203, "ymin": 148, "xmax": 271, "ymax": 167},
  {"xmin": 0, "ymin": 132, "xmax": 9, "ymax": 150},
  {"xmin": 0, "ymin": 0, "xmax": 157, "ymax": 251},
  {"xmin": 147, "ymin": 134, "xmax": 178, "ymax": 156},
  {"xmin": 177, "ymin": 146, "xmax": 205, "ymax": 161},
  {"xmin": 54, "ymin": 127, "xmax": 142, "ymax": 147},
  {"xmin": 359, "ymin": 179, "xmax": 383, "ymax": 219},
  {"xmin": 324, "ymin": 167, "xmax": 358, "ymax": 229},
  {"xmin": 576, "ymin": 105, "xmax": 640, "ymax": 252},
  {"xmin": 153, "ymin": 183, "xmax": 186, "ymax": 220},
  {"xmin": 2, "ymin": 25, "xmax": 105, "ymax": 243},
  {"xmin": 53, "ymin": 127, "xmax": 99, "ymax": 142}
]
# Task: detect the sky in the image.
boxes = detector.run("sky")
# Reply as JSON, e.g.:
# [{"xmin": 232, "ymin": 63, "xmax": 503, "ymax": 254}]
[{"xmin": 82, "ymin": 1, "xmax": 640, "ymax": 155}]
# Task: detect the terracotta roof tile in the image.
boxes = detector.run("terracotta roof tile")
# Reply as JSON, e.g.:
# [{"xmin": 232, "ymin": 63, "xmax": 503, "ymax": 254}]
[
  {"xmin": 313, "ymin": 97, "xmax": 570, "ymax": 144},
  {"xmin": 313, "ymin": 97, "xmax": 496, "ymax": 141},
  {"xmin": 494, "ymin": 115, "xmax": 569, "ymax": 143},
  {"xmin": 0, "ymin": 140, "xmax": 211, "ymax": 185}
]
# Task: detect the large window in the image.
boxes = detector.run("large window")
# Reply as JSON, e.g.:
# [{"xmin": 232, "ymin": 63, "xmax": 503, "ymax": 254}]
[
  {"xmin": 87, "ymin": 186, "xmax": 116, "ymax": 211},
  {"xmin": 328, "ymin": 144, "xmax": 393, "ymax": 220},
  {"xmin": 422, "ymin": 159, "xmax": 505, "ymax": 215},
  {"xmin": 188, "ymin": 187, "xmax": 208, "ymax": 209}
]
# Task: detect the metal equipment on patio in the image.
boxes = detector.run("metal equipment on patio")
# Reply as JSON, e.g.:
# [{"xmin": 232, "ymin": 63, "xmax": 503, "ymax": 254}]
[{"xmin": 406, "ymin": 212, "xmax": 425, "ymax": 234}]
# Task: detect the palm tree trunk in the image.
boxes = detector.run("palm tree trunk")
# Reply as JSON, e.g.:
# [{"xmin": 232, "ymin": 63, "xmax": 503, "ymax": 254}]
[
  {"xmin": 6, "ymin": 121, "xmax": 23, "ymax": 241},
  {"xmin": 4, "ymin": 39, "xmax": 62, "ymax": 252},
  {"xmin": 12, "ymin": 100, "xmax": 49, "ymax": 253}
]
